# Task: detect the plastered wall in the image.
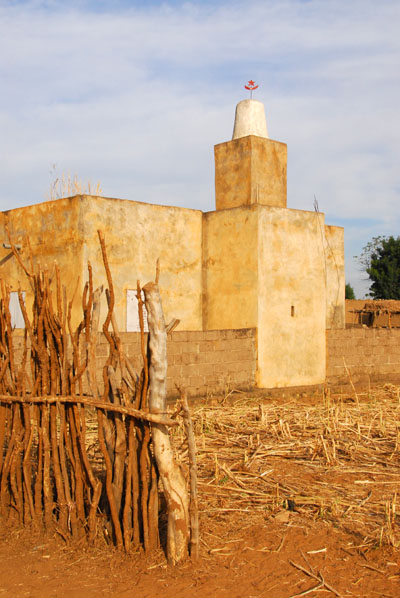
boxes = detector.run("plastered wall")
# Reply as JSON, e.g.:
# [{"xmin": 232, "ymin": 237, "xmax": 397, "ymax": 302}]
[
  {"xmin": 257, "ymin": 206, "xmax": 327, "ymax": 387},
  {"xmin": 0, "ymin": 193, "xmax": 345, "ymax": 391},
  {"xmin": 202, "ymin": 204, "xmax": 334, "ymax": 388},
  {"xmin": 0, "ymin": 196, "xmax": 204, "ymax": 332},
  {"xmin": 202, "ymin": 206, "xmax": 258, "ymax": 330},
  {"xmin": 81, "ymin": 196, "xmax": 203, "ymax": 332},
  {"xmin": 324, "ymin": 225, "xmax": 345, "ymax": 329},
  {"xmin": 214, "ymin": 136, "xmax": 287, "ymax": 210},
  {"xmin": 0, "ymin": 198, "xmax": 85, "ymax": 321}
]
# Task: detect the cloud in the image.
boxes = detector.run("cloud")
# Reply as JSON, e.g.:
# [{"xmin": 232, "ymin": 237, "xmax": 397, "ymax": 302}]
[{"xmin": 0, "ymin": 0, "xmax": 399, "ymax": 298}]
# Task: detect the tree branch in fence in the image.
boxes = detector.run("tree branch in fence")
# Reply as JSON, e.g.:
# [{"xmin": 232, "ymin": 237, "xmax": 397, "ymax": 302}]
[
  {"xmin": 178, "ymin": 387, "xmax": 199, "ymax": 560},
  {"xmin": 143, "ymin": 281, "xmax": 189, "ymax": 565},
  {"xmin": 0, "ymin": 395, "xmax": 178, "ymax": 426}
]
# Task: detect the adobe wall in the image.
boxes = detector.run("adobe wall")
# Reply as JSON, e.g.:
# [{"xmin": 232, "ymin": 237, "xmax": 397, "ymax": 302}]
[
  {"xmin": 257, "ymin": 206, "xmax": 327, "ymax": 387},
  {"xmin": 81, "ymin": 195, "xmax": 204, "ymax": 333},
  {"xmin": 325, "ymin": 225, "xmax": 345, "ymax": 329},
  {"xmin": 214, "ymin": 136, "xmax": 287, "ymax": 210},
  {"xmin": 202, "ymin": 206, "xmax": 259, "ymax": 330},
  {"xmin": 326, "ymin": 328, "xmax": 400, "ymax": 386},
  {"xmin": 0, "ymin": 197, "xmax": 85, "ymax": 322},
  {"xmin": 96, "ymin": 328, "xmax": 257, "ymax": 398},
  {"xmin": 0, "ymin": 195, "xmax": 205, "ymax": 333}
]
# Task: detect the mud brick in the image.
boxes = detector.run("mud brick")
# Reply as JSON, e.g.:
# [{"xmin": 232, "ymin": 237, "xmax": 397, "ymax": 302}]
[
  {"xmin": 171, "ymin": 353, "xmax": 184, "ymax": 366},
  {"xmin": 332, "ymin": 365, "xmax": 346, "ymax": 376},
  {"xmin": 223, "ymin": 330, "xmax": 237, "ymax": 340},
  {"xmin": 235, "ymin": 349, "xmax": 254, "ymax": 362},
  {"xmin": 125, "ymin": 344, "xmax": 140, "ymax": 358},
  {"xmin": 212, "ymin": 340, "xmax": 224, "ymax": 351},
  {"xmin": 196, "ymin": 351, "xmax": 210, "ymax": 364},
  {"xmin": 182, "ymin": 352, "xmax": 201, "ymax": 365},
  {"xmin": 233, "ymin": 328, "xmax": 254, "ymax": 338},
  {"xmin": 199, "ymin": 341, "xmax": 213, "ymax": 352},
  {"xmin": 375, "ymin": 354, "xmax": 390, "ymax": 365},
  {"xmin": 377, "ymin": 364, "xmax": 395, "ymax": 375},
  {"xmin": 205, "ymin": 351, "xmax": 219, "ymax": 363},
  {"xmin": 240, "ymin": 338, "xmax": 256, "ymax": 351},
  {"xmin": 213, "ymin": 363, "xmax": 225, "ymax": 375},
  {"xmin": 187, "ymin": 330, "xmax": 204, "ymax": 341},
  {"xmin": 185, "ymin": 341, "xmax": 199, "ymax": 354},
  {"xmin": 215, "ymin": 351, "xmax": 232, "ymax": 363},
  {"xmin": 96, "ymin": 344, "xmax": 108, "ymax": 357},
  {"xmin": 233, "ymin": 371, "xmax": 251, "ymax": 384},
  {"xmin": 216, "ymin": 330, "xmax": 229, "ymax": 339},
  {"xmin": 166, "ymin": 378, "xmax": 175, "ymax": 390},
  {"xmin": 222, "ymin": 339, "xmax": 240, "ymax": 351},
  {"xmin": 240, "ymin": 363, "xmax": 254, "ymax": 375},
  {"xmin": 197, "ymin": 363, "xmax": 215, "ymax": 377},
  {"xmin": 388, "ymin": 355, "xmax": 400, "ymax": 366},
  {"xmin": 167, "ymin": 364, "xmax": 182, "ymax": 379},
  {"xmin": 167, "ymin": 341, "xmax": 182, "ymax": 356},
  {"xmin": 181, "ymin": 364, "xmax": 199, "ymax": 378},
  {"xmin": 189, "ymin": 376, "xmax": 205, "ymax": 387},
  {"xmin": 203, "ymin": 330, "xmax": 220, "ymax": 341},
  {"xmin": 372, "ymin": 344, "xmax": 386, "ymax": 355},
  {"xmin": 327, "ymin": 355, "xmax": 346, "ymax": 368},
  {"xmin": 170, "ymin": 330, "xmax": 189, "ymax": 342}
]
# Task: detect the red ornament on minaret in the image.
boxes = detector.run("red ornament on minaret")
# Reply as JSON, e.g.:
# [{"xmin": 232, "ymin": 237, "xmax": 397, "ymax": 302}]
[{"xmin": 244, "ymin": 80, "xmax": 259, "ymax": 98}]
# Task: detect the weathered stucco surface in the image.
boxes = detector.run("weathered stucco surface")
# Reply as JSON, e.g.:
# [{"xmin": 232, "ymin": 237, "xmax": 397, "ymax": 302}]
[
  {"xmin": 0, "ymin": 174, "xmax": 344, "ymax": 391},
  {"xmin": 202, "ymin": 207, "xmax": 258, "ymax": 330},
  {"xmin": 0, "ymin": 198, "xmax": 85, "ymax": 321},
  {"xmin": 257, "ymin": 207, "xmax": 327, "ymax": 387},
  {"xmin": 0, "ymin": 196, "xmax": 203, "ymax": 332},
  {"xmin": 82, "ymin": 196, "xmax": 203, "ymax": 331},
  {"xmin": 202, "ymin": 204, "xmax": 330, "ymax": 388},
  {"xmin": 324, "ymin": 225, "xmax": 345, "ymax": 329},
  {"xmin": 215, "ymin": 136, "xmax": 287, "ymax": 211}
]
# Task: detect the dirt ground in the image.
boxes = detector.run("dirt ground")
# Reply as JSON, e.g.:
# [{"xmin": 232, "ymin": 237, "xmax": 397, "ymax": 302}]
[{"xmin": 0, "ymin": 386, "xmax": 399, "ymax": 598}]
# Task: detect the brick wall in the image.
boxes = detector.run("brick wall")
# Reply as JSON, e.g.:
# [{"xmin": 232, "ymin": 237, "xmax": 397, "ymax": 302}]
[
  {"xmin": 96, "ymin": 328, "xmax": 257, "ymax": 398},
  {"xmin": 327, "ymin": 328, "xmax": 400, "ymax": 386}
]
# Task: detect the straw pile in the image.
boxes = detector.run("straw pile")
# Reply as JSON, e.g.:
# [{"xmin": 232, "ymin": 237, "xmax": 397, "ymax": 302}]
[{"xmin": 172, "ymin": 384, "xmax": 400, "ymax": 550}]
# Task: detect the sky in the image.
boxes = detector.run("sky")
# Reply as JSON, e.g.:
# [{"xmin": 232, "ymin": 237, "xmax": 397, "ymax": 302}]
[{"xmin": 0, "ymin": 0, "xmax": 399, "ymax": 298}]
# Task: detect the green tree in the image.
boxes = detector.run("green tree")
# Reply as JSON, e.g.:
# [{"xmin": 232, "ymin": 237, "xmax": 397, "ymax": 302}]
[
  {"xmin": 345, "ymin": 283, "xmax": 356, "ymax": 300},
  {"xmin": 356, "ymin": 236, "xmax": 400, "ymax": 299}
]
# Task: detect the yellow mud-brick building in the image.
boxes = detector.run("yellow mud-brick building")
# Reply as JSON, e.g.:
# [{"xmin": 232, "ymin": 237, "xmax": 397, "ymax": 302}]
[{"xmin": 0, "ymin": 98, "xmax": 345, "ymax": 390}]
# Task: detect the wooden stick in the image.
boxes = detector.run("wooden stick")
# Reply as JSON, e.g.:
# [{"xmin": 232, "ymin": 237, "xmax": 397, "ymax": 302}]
[
  {"xmin": 178, "ymin": 387, "xmax": 199, "ymax": 560},
  {"xmin": 143, "ymin": 281, "xmax": 189, "ymax": 564},
  {"xmin": 97, "ymin": 408, "xmax": 123, "ymax": 550},
  {"xmin": 0, "ymin": 394, "xmax": 177, "ymax": 426},
  {"xmin": 289, "ymin": 561, "xmax": 342, "ymax": 597}
]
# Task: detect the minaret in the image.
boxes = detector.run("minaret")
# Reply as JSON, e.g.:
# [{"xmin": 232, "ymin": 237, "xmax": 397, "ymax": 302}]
[{"xmin": 214, "ymin": 92, "xmax": 287, "ymax": 210}]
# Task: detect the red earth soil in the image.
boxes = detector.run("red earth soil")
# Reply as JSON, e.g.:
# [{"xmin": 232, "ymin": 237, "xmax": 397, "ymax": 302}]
[{"xmin": 0, "ymin": 510, "xmax": 398, "ymax": 598}]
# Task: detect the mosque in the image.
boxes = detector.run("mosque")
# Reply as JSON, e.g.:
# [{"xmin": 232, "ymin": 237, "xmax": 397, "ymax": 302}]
[{"xmin": 0, "ymin": 94, "xmax": 344, "ymax": 389}]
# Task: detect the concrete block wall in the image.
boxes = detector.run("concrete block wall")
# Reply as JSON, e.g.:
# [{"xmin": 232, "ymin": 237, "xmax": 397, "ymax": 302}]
[
  {"xmin": 326, "ymin": 328, "xmax": 400, "ymax": 386},
  {"xmin": 96, "ymin": 328, "xmax": 257, "ymax": 398}
]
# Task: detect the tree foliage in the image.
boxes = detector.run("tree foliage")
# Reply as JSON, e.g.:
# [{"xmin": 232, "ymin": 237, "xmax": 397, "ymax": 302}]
[
  {"xmin": 345, "ymin": 283, "xmax": 356, "ymax": 300},
  {"xmin": 356, "ymin": 236, "xmax": 400, "ymax": 299}
]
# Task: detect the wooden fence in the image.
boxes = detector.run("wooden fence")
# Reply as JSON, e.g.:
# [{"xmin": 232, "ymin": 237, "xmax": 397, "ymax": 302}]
[{"xmin": 0, "ymin": 229, "xmax": 196, "ymax": 563}]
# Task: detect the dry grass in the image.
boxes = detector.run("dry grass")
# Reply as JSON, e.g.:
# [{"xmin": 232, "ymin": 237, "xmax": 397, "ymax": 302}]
[
  {"xmin": 47, "ymin": 165, "xmax": 102, "ymax": 200},
  {"xmin": 171, "ymin": 384, "xmax": 400, "ymax": 552}
]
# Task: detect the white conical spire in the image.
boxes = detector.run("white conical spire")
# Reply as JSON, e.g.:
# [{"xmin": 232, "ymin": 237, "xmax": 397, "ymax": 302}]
[{"xmin": 232, "ymin": 99, "xmax": 269, "ymax": 140}]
